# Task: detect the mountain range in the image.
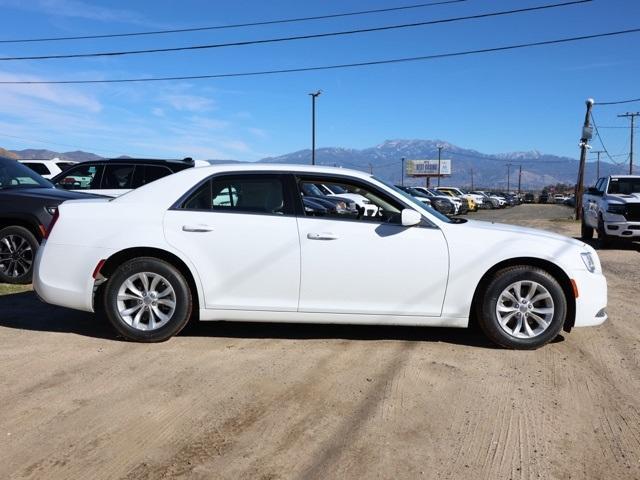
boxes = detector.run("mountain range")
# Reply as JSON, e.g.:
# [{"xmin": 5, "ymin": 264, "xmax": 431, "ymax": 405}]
[{"xmin": 4, "ymin": 139, "xmax": 628, "ymax": 189}]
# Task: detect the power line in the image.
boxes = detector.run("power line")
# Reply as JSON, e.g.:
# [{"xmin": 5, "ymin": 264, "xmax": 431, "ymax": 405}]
[
  {"xmin": 2, "ymin": 26, "xmax": 636, "ymax": 85},
  {"xmin": 0, "ymin": 1, "xmax": 591, "ymax": 62},
  {"xmin": 590, "ymin": 111, "xmax": 629, "ymax": 166},
  {"xmin": 0, "ymin": 0, "xmax": 468, "ymax": 44},
  {"xmin": 594, "ymin": 97, "xmax": 640, "ymax": 106}
]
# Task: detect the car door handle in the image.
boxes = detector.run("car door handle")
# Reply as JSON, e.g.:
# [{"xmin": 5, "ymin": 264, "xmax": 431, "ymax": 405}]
[
  {"xmin": 307, "ymin": 232, "xmax": 338, "ymax": 240},
  {"xmin": 182, "ymin": 225, "xmax": 214, "ymax": 233}
]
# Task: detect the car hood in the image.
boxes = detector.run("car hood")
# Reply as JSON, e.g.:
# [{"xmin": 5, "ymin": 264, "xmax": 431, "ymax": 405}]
[
  {"xmin": 605, "ymin": 193, "xmax": 640, "ymax": 204},
  {"xmin": 452, "ymin": 219, "xmax": 586, "ymax": 248},
  {"xmin": 1, "ymin": 187, "xmax": 102, "ymax": 201}
]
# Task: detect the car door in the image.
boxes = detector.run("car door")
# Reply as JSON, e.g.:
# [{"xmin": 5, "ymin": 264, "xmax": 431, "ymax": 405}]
[
  {"xmin": 295, "ymin": 175, "xmax": 449, "ymax": 317},
  {"xmin": 164, "ymin": 173, "xmax": 301, "ymax": 311},
  {"xmin": 585, "ymin": 178, "xmax": 605, "ymax": 226}
]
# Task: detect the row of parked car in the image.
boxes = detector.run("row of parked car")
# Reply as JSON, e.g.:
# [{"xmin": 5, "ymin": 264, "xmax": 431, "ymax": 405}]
[{"xmin": 395, "ymin": 185, "xmax": 521, "ymax": 216}]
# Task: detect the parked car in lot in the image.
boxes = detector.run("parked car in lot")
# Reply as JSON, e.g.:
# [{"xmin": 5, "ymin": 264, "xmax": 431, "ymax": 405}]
[
  {"xmin": 315, "ymin": 182, "xmax": 379, "ymax": 216},
  {"xmin": 0, "ymin": 156, "xmax": 96, "ymax": 284},
  {"xmin": 554, "ymin": 194, "xmax": 568, "ymax": 204},
  {"xmin": 582, "ymin": 175, "xmax": 640, "ymax": 248},
  {"xmin": 471, "ymin": 190, "xmax": 503, "ymax": 209},
  {"xmin": 51, "ymin": 158, "xmax": 207, "ymax": 197},
  {"xmin": 538, "ymin": 193, "xmax": 550, "ymax": 204},
  {"xmin": 395, "ymin": 185, "xmax": 458, "ymax": 215},
  {"xmin": 34, "ymin": 165, "xmax": 608, "ymax": 349},
  {"xmin": 412, "ymin": 187, "xmax": 467, "ymax": 215},
  {"xmin": 524, "ymin": 193, "xmax": 535, "ymax": 203},
  {"xmin": 19, "ymin": 158, "xmax": 77, "ymax": 179},
  {"xmin": 436, "ymin": 186, "xmax": 483, "ymax": 211}
]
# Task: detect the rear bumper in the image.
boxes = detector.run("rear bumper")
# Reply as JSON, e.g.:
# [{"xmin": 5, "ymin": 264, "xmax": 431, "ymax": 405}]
[
  {"xmin": 572, "ymin": 269, "xmax": 608, "ymax": 327},
  {"xmin": 604, "ymin": 221, "xmax": 640, "ymax": 238},
  {"xmin": 33, "ymin": 241, "xmax": 113, "ymax": 313}
]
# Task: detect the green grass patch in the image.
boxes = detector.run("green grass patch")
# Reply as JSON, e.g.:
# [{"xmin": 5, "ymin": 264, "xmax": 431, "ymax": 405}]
[{"xmin": 0, "ymin": 284, "xmax": 31, "ymax": 296}]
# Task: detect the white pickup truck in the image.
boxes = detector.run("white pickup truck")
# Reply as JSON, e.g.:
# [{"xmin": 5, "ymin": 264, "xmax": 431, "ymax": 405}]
[{"xmin": 582, "ymin": 175, "xmax": 640, "ymax": 247}]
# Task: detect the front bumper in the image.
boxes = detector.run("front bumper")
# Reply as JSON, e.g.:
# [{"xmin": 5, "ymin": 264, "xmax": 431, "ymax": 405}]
[
  {"xmin": 604, "ymin": 221, "xmax": 640, "ymax": 238},
  {"xmin": 572, "ymin": 269, "xmax": 608, "ymax": 327}
]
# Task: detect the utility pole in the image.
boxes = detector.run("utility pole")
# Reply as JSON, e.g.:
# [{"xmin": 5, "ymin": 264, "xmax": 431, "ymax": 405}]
[
  {"xmin": 618, "ymin": 112, "xmax": 639, "ymax": 174},
  {"xmin": 517, "ymin": 165, "xmax": 522, "ymax": 195},
  {"xmin": 576, "ymin": 98, "xmax": 595, "ymax": 220},
  {"xmin": 506, "ymin": 163, "xmax": 512, "ymax": 192},
  {"xmin": 470, "ymin": 168, "xmax": 474, "ymax": 190},
  {"xmin": 437, "ymin": 145, "xmax": 443, "ymax": 187},
  {"xmin": 401, "ymin": 157, "xmax": 405, "ymax": 186},
  {"xmin": 368, "ymin": 163, "xmax": 373, "ymax": 174},
  {"xmin": 592, "ymin": 150, "xmax": 604, "ymax": 180},
  {"xmin": 308, "ymin": 90, "xmax": 322, "ymax": 165}
]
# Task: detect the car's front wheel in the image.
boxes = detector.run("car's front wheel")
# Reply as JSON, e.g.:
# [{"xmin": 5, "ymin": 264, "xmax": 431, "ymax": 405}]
[
  {"xmin": 103, "ymin": 257, "xmax": 193, "ymax": 342},
  {"xmin": 477, "ymin": 266, "xmax": 567, "ymax": 349},
  {"xmin": 0, "ymin": 226, "xmax": 39, "ymax": 284}
]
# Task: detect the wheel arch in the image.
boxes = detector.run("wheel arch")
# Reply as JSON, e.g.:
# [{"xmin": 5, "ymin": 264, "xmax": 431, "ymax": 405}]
[
  {"xmin": 96, "ymin": 246, "xmax": 202, "ymax": 316},
  {"xmin": 470, "ymin": 257, "xmax": 576, "ymax": 333},
  {"xmin": 0, "ymin": 216, "xmax": 44, "ymax": 242}
]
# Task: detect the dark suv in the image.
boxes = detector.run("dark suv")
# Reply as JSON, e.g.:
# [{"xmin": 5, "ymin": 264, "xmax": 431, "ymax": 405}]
[
  {"xmin": 0, "ymin": 157, "xmax": 96, "ymax": 284},
  {"xmin": 51, "ymin": 158, "xmax": 201, "ymax": 196}
]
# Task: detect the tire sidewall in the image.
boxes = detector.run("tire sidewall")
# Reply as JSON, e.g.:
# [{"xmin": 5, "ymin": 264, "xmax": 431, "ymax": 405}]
[
  {"xmin": 479, "ymin": 267, "xmax": 567, "ymax": 349},
  {"xmin": 103, "ymin": 257, "xmax": 192, "ymax": 342},
  {"xmin": 0, "ymin": 225, "xmax": 39, "ymax": 284}
]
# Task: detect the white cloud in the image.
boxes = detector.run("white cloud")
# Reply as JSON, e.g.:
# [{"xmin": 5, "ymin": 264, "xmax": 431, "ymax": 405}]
[
  {"xmin": 163, "ymin": 94, "xmax": 215, "ymax": 112},
  {"xmin": 248, "ymin": 127, "xmax": 268, "ymax": 139},
  {"xmin": 0, "ymin": 0, "xmax": 155, "ymax": 25}
]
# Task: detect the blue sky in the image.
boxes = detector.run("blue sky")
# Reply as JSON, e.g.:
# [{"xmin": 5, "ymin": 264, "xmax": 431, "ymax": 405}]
[{"xmin": 0, "ymin": 0, "xmax": 638, "ymax": 163}]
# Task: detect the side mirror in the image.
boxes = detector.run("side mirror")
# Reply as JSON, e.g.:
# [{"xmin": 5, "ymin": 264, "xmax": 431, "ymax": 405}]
[
  {"xmin": 586, "ymin": 187, "xmax": 601, "ymax": 195},
  {"xmin": 401, "ymin": 208, "xmax": 422, "ymax": 227}
]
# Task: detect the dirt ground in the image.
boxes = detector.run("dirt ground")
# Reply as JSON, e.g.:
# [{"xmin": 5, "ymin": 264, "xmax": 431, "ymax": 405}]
[{"xmin": 1, "ymin": 204, "xmax": 639, "ymax": 480}]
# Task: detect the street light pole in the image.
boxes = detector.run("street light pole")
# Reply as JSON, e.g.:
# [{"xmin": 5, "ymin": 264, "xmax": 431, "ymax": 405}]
[
  {"xmin": 437, "ymin": 145, "xmax": 443, "ymax": 187},
  {"xmin": 576, "ymin": 98, "xmax": 594, "ymax": 220},
  {"xmin": 401, "ymin": 157, "xmax": 405, "ymax": 186},
  {"xmin": 309, "ymin": 90, "xmax": 322, "ymax": 165},
  {"xmin": 506, "ymin": 163, "xmax": 512, "ymax": 192}
]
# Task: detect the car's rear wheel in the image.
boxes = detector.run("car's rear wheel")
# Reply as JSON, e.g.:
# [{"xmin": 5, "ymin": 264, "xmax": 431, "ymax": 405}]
[
  {"xmin": 477, "ymin": 266, "xmax": 566, "ymax": 349},
  {"xmin": 581, "ymin": 213, "xmax": 594, "ymax": 240},
  {"xmin": 103, "ymin": 257, "xmax": 192, "ymax": 342},
  {"xmin": 0, "ymin": 226, "xmax": 38, "ymax": 284}
]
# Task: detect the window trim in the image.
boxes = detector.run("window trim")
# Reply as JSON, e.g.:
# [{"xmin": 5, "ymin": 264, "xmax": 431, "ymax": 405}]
[{"xmin": 171, "ymin": 171, "xmax": 297, "ymax": 217}]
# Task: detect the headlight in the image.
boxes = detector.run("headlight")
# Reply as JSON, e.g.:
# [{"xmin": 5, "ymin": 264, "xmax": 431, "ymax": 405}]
[
  {"xmin": 45, "ymin": 206, "xmax": 58, "ymax": 216},
  {"xmin": 606, "ymin": 204, "xmax": 626, "ymax": 215},
  {"xmin": 581, "ymin": 252, "xmax": 596, "ymax": 273}
]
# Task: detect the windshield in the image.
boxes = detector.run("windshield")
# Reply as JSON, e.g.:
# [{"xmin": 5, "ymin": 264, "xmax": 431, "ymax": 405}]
[
  {"xmin": 0, "ymin": 158, "xmax": 52, "ymax": 190},
  {"xmin": 608, "ymin": 177, "xmax": 640, "ymax": 194},
  {"xmin": 325, "ymin": 183, "xmax": 348, "ymax": 194},
  {"xmin": 374, "ymin": 177, "xmax": 451, "ymax": 223},
  {"xmin": 301, "ymin": 183, "xmax": 325, "ymax": 196}
]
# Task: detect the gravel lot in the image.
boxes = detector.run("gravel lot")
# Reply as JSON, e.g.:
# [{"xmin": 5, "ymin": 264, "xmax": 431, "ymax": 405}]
[{"xmin": 1, "ymin": 204, "xmax": 639, "ymax": 480}]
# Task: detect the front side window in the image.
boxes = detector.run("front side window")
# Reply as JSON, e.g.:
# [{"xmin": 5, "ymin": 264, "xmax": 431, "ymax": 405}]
[
  {"xmin": 182, "ymin": 174, "xmax": 289, "ymax": 215},
  {"xmin": 298, "ymin": 177, "xmax": 403, "ymax": 223},
  {"xmin": 55, "ymin": 164, "xmax": 103, "ymax": 190}
]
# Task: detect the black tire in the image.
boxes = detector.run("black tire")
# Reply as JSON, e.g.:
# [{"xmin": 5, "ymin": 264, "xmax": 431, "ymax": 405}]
[
  {"xmin": 102, "ymin": 257, "xmax": 193, "ymax": 342},
  {"xmin": 476, "ymin": 266, "xmax": 567, "ymax": 350},
  {"xmin": 581, "ymin": 213, "xmax": 594, "ymax": 240},
  {"xmin": 597, "ymin": 215, "xmax": 613, "ymax": 249},
  {"xmin": 0, "ymin": 225, "xmax": 39, "ymax": 285}
]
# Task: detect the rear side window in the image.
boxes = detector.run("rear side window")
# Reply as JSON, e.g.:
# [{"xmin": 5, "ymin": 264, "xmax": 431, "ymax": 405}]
[
  {"xmin": 55, "ymin": 164, "xmax": 103, "ymax": 190},
  {"xmin": 101, "ymin": 164, "xmax": 135, "ymax": 189},
  {"xmin": 181, "ymin": 174, "xmax": 290, "ymax": 215},
  {"xmin": 56, "ymin": 162, "xmax": 75, "ymax": 171},
  {"xmin": 24, "ymin": 163, "xmax": 50, "ymax": 175},
  {"xmin": 131, "ymin": 165, "xmax": 173, "ymax": 188}
]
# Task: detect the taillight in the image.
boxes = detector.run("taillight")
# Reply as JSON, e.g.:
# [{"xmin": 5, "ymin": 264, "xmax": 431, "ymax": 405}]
[{"xmin": 45, "ymin": 208, "xmax": 59, "ymax": 239}]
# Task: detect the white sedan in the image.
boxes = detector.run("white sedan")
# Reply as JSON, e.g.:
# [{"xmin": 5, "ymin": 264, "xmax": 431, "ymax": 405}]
[{"xmin": 34, "ymin": 165, "xmax": 608, "ymax": 349}]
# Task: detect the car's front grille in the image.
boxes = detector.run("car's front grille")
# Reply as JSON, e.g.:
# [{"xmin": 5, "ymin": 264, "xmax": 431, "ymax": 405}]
[{"xmin": 626, "ymin": 204, "xmax": 640, "ymax": 221}]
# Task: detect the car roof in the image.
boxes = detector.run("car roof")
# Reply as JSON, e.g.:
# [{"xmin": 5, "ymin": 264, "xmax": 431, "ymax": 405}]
[{"xmin": 76, "ymin": 158, "xmax": 196, "ymax": 167}]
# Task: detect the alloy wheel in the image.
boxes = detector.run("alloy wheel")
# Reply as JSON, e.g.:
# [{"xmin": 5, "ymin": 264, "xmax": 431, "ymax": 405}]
[
  {"xmin": 0, "ymin": 234, "xmax": 33, "ymax": 278},
  {"xmin": 116, "ymin": 272, "xmax": 177, "ymax": 331},
  {"xmin": 495, "ymin": 280, "xmax": 555, "ymax": 339}
]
